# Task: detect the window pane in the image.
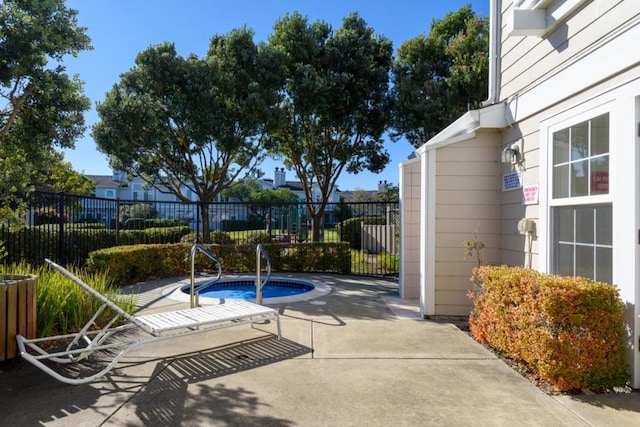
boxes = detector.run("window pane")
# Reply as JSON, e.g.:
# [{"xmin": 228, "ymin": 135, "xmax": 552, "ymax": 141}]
[
  {"xmin": 571, "ymin": 121, "xmax": 589, "ymax": 161},
  {"xmin": 553, "ymin": 128, "xmax": 570, "ymax": 164},
  {"xmin": 571, "ymin": 160, "xmax": 588, "ymax": 197},
  {"xmin": 592, "ymin": 113, "xmax": 609, "ymax": 156},
  {"xmin": 555, "ymin": 207, "xmax": 573, "ymax": 242},
  {"xmin": 595, "ymin": 205, "xmax": 612, "ymax": 245},
  {"xmin": 575, "ymin": 207, "xmax": 593, "ymax": 244},
  {"xmin": 556, "ymin": 243, "xmax": 574, "ymax": 276},
  {"xmin": 576, "ymin": 245, "xmax": 594, "ymax": 279},
  {"xmin": 596, "ymin": 247, "xmax": 612, "ymax": 283},
  {"xmin": 553, "ymin": 164, "xmax": 569, "ymax": 198}
]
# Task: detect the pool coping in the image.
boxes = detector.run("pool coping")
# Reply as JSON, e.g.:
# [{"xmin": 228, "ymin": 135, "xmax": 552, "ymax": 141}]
[{"xmin": 161, "ymin": 274, "xmax": 332, "ymax": 305}]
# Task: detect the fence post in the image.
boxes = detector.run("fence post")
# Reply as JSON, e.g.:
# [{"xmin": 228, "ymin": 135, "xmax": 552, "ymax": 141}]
[
  {"xmin": 58, "ymin": 192, "xmax": 65, "ymax": 265},
  {"xmin": 196, "ymin": 201, "xmax": 201, "ymax": 243},
  {"xmin": 115, "ymin": 198, "xmax": 120, "ymax": 245}
]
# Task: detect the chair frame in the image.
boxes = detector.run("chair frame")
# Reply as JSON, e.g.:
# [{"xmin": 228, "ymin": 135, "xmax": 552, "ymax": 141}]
[{"xmin": 16, "ymin": 259, "xmax": 281, "ymax": 385}]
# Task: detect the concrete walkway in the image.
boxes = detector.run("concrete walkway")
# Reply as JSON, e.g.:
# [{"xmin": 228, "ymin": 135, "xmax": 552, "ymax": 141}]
[{"xmin": 1, "ymin": 273, "xmax": 639, "ymax": 426}]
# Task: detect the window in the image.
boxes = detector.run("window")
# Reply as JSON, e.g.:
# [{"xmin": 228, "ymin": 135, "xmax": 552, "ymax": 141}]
[
  {"xmin": 553, "ymin": 204, "xmax": 612, "ymax": 283},
  {"xmin": 133, "ymin": 184, "xmax": 151, "ymax": 201},
  {"xmin": 550, "ymin": 113, "xmax": 612, "ymax": 283},
  {"xmin": 552, "ymin": 113, "xmax": 609, "ymax": 198}
]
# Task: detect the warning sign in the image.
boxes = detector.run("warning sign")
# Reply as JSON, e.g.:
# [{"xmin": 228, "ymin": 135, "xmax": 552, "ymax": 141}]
[
  {"xmin": 523, "ymin": 184, "xmax": 539, "ymax": 205},
  {"xmin": 591, "ymin": 171, "xmax": 608, "ymax": 194}
]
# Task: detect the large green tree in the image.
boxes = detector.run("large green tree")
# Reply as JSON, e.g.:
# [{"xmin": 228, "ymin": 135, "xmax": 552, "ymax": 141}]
[
  {"xmin": 93, "ymin": 29, "xmax": 281, "ymax": 242},
  {"xmin": 268, "ymin": 12, "xmax": 393, "ymax": 241},
  {"xmin": 0, "ymin": 0, "xmax": 91, "ymax": 224},
  {"xmin": 391, "ymin": 5, "xmax": 489, "ymax": 148},
  {"xmin": 223, "ymin": 179, "xmax": 297, "ymax": 225},
  {"xmin": 33, "ymin": 151, "xmax": 96, "ymax": 195}
]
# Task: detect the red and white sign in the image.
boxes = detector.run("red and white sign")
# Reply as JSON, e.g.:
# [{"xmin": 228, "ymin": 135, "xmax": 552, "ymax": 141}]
[
  {"xmin": 591, "ymin": 171, "xmax": 609, "ymax": 194},
  {"xmin": 523, "ymin": 184, "xmax": 539, "ymax": 205}
]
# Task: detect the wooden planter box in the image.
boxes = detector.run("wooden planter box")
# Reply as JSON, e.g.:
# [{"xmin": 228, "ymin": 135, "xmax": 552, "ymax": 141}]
[{"xmin": 1, "ymin": 275, "xmax": 37, "ymax": 361}]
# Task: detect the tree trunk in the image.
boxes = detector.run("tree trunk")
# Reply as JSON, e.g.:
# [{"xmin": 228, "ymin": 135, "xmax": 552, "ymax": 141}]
[
  {"xmin": 310, "ymin": 209, "xmax": 324, "ymax": 242},
  {"xmin": 200, "ymin": 203, "xmax": 211, "ymax": 243}
]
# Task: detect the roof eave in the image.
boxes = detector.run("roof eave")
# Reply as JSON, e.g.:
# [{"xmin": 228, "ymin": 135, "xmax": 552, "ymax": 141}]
[{"xmin": 415, "ymin": 102, "xmax": 508, "ymax": 156}]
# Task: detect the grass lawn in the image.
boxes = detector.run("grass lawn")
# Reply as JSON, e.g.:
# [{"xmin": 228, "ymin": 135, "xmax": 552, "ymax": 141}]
[{"xmin": 226, "ymin": 228, "xmax": 340, "ymax": 243}]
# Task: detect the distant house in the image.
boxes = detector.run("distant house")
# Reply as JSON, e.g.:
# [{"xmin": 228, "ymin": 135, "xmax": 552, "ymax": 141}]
[
  {"xmin": 85, "ymin": 167, "xmax": 342, "ymax": 227},
  {"xmin": 88, "ymin": 168, "xmax": 340, "ymax": 204},
  {"xmin": 259, "ymin": 167, "xmax": 340, "ymax": 204},
  {"xmin": 399, "ymin": 0, "xmax": 640, "ymax": 387}
]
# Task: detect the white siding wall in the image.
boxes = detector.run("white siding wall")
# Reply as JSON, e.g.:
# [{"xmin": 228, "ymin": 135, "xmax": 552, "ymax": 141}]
[
  {"xmin": 497, "ymin": 0, "xmax": 640, "ymax": 387},
  {"xmin": 497, "ymin": 0, "xmax": 640, "ymax": 271},
  {"xmin": 499, "ymin": 121, "xmax": 541, "ymax": 268},
  {"xmin": 500, "ymin": 1, "xmax": 640, "ymax": 123},
  {"xmin": 399, "ymin": 158, "xmax": 421, "ymax": 299},
  {"xmin": 501, "ymin": 0, "xmax": 636, "ymax": 104},
  {"xmin": 433, "ymin": 132, "xmax": 500, "ymax": 316}
]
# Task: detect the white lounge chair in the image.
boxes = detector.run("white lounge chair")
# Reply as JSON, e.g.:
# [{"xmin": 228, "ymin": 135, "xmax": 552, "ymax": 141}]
[{"xmin": 16, "ymin": 259, "xmax": 281, "ymax": 385}]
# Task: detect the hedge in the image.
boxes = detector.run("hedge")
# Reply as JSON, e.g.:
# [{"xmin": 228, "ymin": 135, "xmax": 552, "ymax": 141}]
[
  {"xmin": 468, "ymin": 265, "xmax": 629, "ymax": 392},
  {"xmin": 1, "ymin": 225, "xmax": 191, "ymax": 266},
  {"xmin": 122, "ymin": 218, "xmax": 188, "ymax": 230},
  {"xmin": 88, "ymin": 241, "xmax": 352, "ymax": 286}
]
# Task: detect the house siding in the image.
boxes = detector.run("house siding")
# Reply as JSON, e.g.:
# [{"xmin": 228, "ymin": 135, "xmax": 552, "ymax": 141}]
[
  {"xmin": 495, "ymin": 0, "xmax": 640, "ymax": 387},
  {"xmin": 501, "ymin": 0, "xmax": 633, "ymax": 104},
  {"xmin": 399, "ymin": 157, "xmax": 421, "ymax": 299},
  {"xmin": 501, "ymin": 1, "xmax": 640, "ymax": 123},
  {"xmin": 433, "ymin": 132, "xmax": 500, "ymax": 316},
  {"xmin": 401, "ymin": 3, "xmax": 640, "ymax": 385}
]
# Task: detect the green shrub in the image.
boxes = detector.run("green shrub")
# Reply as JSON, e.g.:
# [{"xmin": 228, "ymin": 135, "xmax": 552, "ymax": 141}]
[
  {"xmin": 119, "ymin": 226, "xmax": 191, "ymax": 245},
  {"xmin": 69, "ymin": 222, "xmax": 107, "ymax": 230},
  {"xmin": 1, "ymin": 226, "xmax": 117, "ymax": 266},
  {"xmin": 89, "ymin": 241, "xmax": 351, "ymax": 285},
  {"xmin": 180, "ymin": 232, "xmax": 199, "ymax": 244},
  {"xmin": 88, "ymin": 243, "xmax": 193, "ymax": 286},
  {"xmin": 378, "ymin": 253, "xmax": 399, "ymax": 273},
  {"xmin": 180, "ymin": 230, "xmax": 234, "ymax": 244},
  {"xmin": 469, "ymin": 265, "xmax": 629, "ymax": 392},
  {"xmin": 242, "ymin": 231, "xmax": 273, "ymax": 245},
  {"xmin": 124, "ymin": 218, "xmax": 187, "ymax": 230},
  {"xmin": 336, "ymin": 216, "xmax": 386, "ymax": 249},
  {"xmin": 210, "ymin": 230, "xmax": 233, "ymax": 244},
  {"xmin": 1, "ymin": 262, "xmax": 137, "ymax": 337}
]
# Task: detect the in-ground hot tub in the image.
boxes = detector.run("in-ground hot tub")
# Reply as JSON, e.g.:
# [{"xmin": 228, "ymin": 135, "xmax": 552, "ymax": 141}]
[{"xmin": 163, "ymin": 276, "xmax": 331, "ymax": 304}]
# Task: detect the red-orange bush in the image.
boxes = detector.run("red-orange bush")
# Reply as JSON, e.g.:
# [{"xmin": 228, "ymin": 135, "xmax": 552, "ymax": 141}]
[{"xmin": 469, "ymin": 265, "xmax": 629, "ymax": 392}]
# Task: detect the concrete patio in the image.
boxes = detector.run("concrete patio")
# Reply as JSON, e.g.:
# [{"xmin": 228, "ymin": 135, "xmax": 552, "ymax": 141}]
[{"xmin": 1, "ymin": 273, "xmax": 639, "ymax": 426}]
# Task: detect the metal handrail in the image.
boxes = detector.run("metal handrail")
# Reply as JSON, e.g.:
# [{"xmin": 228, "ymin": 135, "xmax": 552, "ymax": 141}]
[
  {"xmin": 255, "ymin": 244, "xmax": 271, "ymax": 305},
  {"xmin": 190, "ymin": 244, "xmax": 222, "ymax": 308}
]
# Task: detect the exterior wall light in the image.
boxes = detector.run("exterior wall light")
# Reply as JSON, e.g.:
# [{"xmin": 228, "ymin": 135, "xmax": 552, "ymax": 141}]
[{"xmin": 502, "ymin": 143, "xmax": 522, "ymax": 164}]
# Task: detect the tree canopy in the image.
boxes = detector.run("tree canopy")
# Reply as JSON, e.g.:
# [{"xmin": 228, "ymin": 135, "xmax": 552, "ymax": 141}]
[
  {"xmin": 0, "ymin": 0, "xmax": 91, "ymax": 225},
  {"xmin": 390, "ymin": 5, "xmax": 489, "ymax": 148},
  {"xmin": 32, "ymin": 151, "xmax": 96, "ymax": 195},
  {"xmin": 93, "ymin": 28, "xmax": 282, "ymax": 242},
  {"xmin": 268, "ymin": 12, "xmax": 393, "ymax": 241},
  {"xmin": 224, "ymin": 180, "xmax": 297, "ymax": 223}
]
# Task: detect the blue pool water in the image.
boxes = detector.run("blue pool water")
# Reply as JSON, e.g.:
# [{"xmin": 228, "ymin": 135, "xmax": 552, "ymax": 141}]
[{"xmin": 185, "ymin": 279, "xmax": 314, "ymax": 299}]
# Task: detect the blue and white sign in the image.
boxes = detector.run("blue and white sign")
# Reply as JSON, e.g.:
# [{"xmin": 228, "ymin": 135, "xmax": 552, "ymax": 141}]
[{"xmin": 502, "ymin": 171, "xmax": 522, "ymax": 191}]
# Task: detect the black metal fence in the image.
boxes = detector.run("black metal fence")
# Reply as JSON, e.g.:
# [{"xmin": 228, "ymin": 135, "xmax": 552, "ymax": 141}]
[{"xmin": 1, "ymin": 191, "xmax": 399, "ymax": 277}]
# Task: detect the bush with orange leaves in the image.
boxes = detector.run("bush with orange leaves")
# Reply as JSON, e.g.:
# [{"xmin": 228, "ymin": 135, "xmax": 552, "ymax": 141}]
[{"xmin": 468, "ymin": 265, "xmax": 629, "ymax": 392}]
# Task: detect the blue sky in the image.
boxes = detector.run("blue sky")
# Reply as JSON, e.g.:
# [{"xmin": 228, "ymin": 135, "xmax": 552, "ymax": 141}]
[{"xmin": 62, "ymin": 0, "xmax": 489, "ymax": 191}]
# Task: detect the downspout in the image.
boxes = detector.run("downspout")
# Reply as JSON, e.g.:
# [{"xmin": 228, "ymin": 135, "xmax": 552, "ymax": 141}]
[{"xmin": 482, "ymin": 0, "xmax": 502, "ymax": 106}]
